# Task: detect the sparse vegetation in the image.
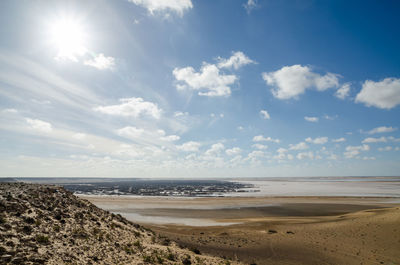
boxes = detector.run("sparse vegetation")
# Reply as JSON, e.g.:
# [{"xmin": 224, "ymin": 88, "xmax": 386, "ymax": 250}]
[
  {"xmin": 35, "ymin": 234, "xmax": 49, "ymax": 244},
  {"xmin": 0, "ymin": 183, "xmax": 240, "ymax": 265}
]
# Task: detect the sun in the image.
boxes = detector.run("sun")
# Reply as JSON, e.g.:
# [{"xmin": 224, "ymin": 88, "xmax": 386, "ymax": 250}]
[{"xmin": 49, "ymin": 17, "xmax": 87, "ymax": 61}]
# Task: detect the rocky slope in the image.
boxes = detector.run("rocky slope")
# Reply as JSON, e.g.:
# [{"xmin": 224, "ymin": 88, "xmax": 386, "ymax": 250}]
[{"xmin": 0, "ymin": 183, "xmax": 240, "ymax": 265}]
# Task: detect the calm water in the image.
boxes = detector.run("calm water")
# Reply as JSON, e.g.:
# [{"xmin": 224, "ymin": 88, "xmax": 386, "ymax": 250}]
[{"xmin": 226, "ymin": 176, "xmax": 400, "ymax": 198}]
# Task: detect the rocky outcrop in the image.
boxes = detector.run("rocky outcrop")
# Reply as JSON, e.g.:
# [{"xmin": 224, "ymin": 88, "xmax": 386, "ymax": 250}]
[{"xmin": 0, "ymin": 183, "xmax": 239, "ymax": 265}]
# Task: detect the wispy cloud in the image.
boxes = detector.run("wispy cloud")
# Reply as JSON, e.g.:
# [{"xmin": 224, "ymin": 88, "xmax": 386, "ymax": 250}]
[
  {"xmin": 304, "ymin": 116, "xmax": 319, "ymax": 122},
  {"xmin": 367, "ymin": 126, "xmax": 397, "ymax": 134},
  {"xmin": 243, "ymin": 0, "xmax": 259, "ymax": 14}
]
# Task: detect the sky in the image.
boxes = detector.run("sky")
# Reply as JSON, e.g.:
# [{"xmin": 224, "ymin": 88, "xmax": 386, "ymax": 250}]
[{"xmin": 0, "ymin": 0, "xmax": 400, "ymax": 178}]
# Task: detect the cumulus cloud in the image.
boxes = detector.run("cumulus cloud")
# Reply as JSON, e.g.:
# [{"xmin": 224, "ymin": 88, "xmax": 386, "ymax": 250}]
[
  {"xmin": 128, "ymin": 0, "xmax": 193, "ymax": 16},
  {"xmin": 259, "ymin": 110, "xmax": 270, "ymax": 120},
  {"xmin": 94, "ymin": 97, "xmax": 162, "ymax": 119},
  {"xmin": 116, "ymin": 126, "xmax": 145, "ymax": 139},
  {"xmin": 177, "ymin": 141, "xmax": 201, "ymax": 152},
  {"xmin": 225, "ymin": 147, "xmax": 241, "ymax": 156},
  {"xmin": 217, "ymin": 51, "xmax": 256, "ymax": 70},
  {"xmin": 388, "ymin": 136, "xmax": 400, "ymax": 142},
  {"xmin": 289, "ymin": 142, "xmax": 309, "ymax": 150},
  {"xmin": 262, "ymin": 65, "xmax": 340, "ymax": 100},
  {"xmin": 243, "ymin": 0, "xmax": 258, "ymax": 13},
  {"xmin": 297, "ymin": 151, "xmax": 314, "ymax": 160},
  {"xmin": 173, "ymin": 64, "xmax": 237, "ymax": 97},
  {"xmin": 246, "ymin": 150, "xmax": 265, "ymax": 162},
  {"xmin": 252, "ymin": 144, "xmax": 268, "ymax": 150},
  {"xmin": 378, "ymin": 146, "xmax": 393, "ymax": 152},
  {"xmin": 26, "ymin": 118, "xmax": 52, "ymax": 133},
  {"xmin": 174, "ymin": 111, "xmax": 188, "ymax": 117},
  {"xmin": 160, "ymin": 135, "xmax": 180, "ymax": 142},
  {"xmin": 344, "ymin": 144, "xmax": 370, "ymax": 158},
  {"xmin": 305, "ymin": 137, "xmax": 328, "ymax": 144},
  {"xmin": 273, "ymin": 148, "xmax": 288, "ymax": 160},
  {"xmin": 367, "ymin": 126, "xmax": 397, "ymax": 134},
  {"xmin": 204, "ymin": 143, "xmax": 225, "ymax": 156},
  {"xmin": 252, "ymin": 135, "xmax": 280, "ymax": 143},
  {"xmin": 362, "ymin": 137, "xmax": 387, "ymax": 143},
  {"xmin": 84, "ymin": 54, "xmax": 115, "ymax": 70},
  {"xmin": 304, "ymin": 116, "xmax": 319, "ymax": 122},
  {"xmin": 335, "ymin": 83, "xmax": 351, "ymax": 100},
  {"xmin": 332, "ymin": 137, "xmax": 346, "ymax": 143},
  {"xmin": 116, "ymin": 126, "xmax": 179, "ymax": 143},
  {"xmin": 355, "ymin": 78, "xmax": 400, "ymax": 109}
]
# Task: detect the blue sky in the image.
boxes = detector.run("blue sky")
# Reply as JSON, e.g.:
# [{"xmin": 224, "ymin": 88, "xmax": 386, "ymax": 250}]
[{"xmin": 0, "ymin": 0, "xmax": 400, "ymax": 178}]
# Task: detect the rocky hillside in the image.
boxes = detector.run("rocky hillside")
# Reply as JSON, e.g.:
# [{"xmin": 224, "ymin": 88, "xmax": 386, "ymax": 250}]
[{"xmin": 0, "ymin": 183, "xmax": 240, "ymax": 265}]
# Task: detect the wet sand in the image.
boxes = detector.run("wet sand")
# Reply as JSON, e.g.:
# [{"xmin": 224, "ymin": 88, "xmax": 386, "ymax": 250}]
[{"xmin": 84, "ymin": 196, "xmax": 400, "ymax": 264}]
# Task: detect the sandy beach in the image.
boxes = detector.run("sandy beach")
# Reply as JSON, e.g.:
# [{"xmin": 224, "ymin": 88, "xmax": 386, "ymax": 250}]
[{"xmin": 85, "ymin": 195, "xmax": 400, "ymax": 264}]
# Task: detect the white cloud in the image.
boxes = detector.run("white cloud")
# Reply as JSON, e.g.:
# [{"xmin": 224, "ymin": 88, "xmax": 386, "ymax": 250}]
[
  {"xmin": 72, "ymin": 133, "xmax": 86, "ymax": 140},
  {"xmin": 205, "ymin": 143, "xmax": 225, "ymax": 156},
  {"xmin": 128, "ymin": 0, "xmax": 193, "ymax": 16},
  {"xmin": 174, "ymin": 111, "xmax": 188, "ymax": 117},
  {"xmin": 355, "ymin": 78, "xmax": 400, "ymax": 109},
  {"xmin": 367, "ymin": 126, "xmax": 397, "ymax": 134},
  {"xmin": 378, "ymin": 146, "xmax": 393, "ymax": 152},
  {"xmin": 217, "ymin": 51, "xmax": 255, "ymax": 70},
  {"xmin": 84, "ymin": 54, "xmax": 115, "ymax": 70},
  {"xmin": 289, "ymin": 142, "xmax": 309, "ymax": 150},
  {"xmin": 173, "ymin": 64, "xmax": 237, "ymax": 97},
  {"xmin": 335, "ymin": 83, "xmax": 351, "ymax": 100},
  {"xmin": 237, "ymin": 126, "xmax": 244, "ymax": 131},
  {"xmin": 116, "ymin": 126, "xmax": 145, "ymax": 139},
  {"xmin": 273, "ymin": 148, "xmax": 288, "ymax": 160},
  {"xmin": 305, "ymin": 137, "xmax": 328, "ymax": 144},
  {"xmin": 116, "ymin": 126, "xmax": 179, "ymax": 143},
  {"xmin": 344, "ymin": 144, "xmax": 370, "ymax": 158},
  {"xmin": 388, "ymin": 136, "xmax": 400, "ymax": 142},
  {"xmin": 252, "ymin": 135, "xmax": 280, "ymax": 143},
  {"xmin": 225, "ymin": 147, "xmax": 241, "ymax": 156},
  {"xmin": 327, "ymin": 154, "xmax": 338, "ymax": 160},
  {"xmin": 243, "ymin": 0, "xmax": 258, "ymax": 13},
  {"xmin": 323, "ymin": 114, "xmax": 338, "ymax": 120},
  {"xmin": 252, "ymin": 144, "xmax": 268, "ymax": 150},
  {"xmin": 362, "ymin": 156, "xmax": 376, "ymax": 160},
  {"xmin": 2, "ymin": 108, "xmax": 18, "ymax": 114},
  {"xmin": 26, "ymin": 118, "xmax": 52, "ymax": 133},
  {"xmin": 277, "ymin": 148, "xmax": 288, "ymax": 154},
  {"xmin": 304, "ymin": 116, "xmax": 319, "ymax": 122},
  {"xmin": 94, "ymin": 97, "xmax": 162, "ymax": 119},
  {"xmin": 160, "ymin": 135, "xmax": 180, "ymax": 142},
  {"xmin": 177, "ymin": 141, "xmax": 201, "ymax": 152},
  {"xmin": 246, "ymin": 150, "xmax": 265, "ymax": 162},
  {"xmin": 362, "ymin": 137, "xmax": 387, "ymax": 143},
  {"xmin": 297, "ymin": 151, "xmax": 314, "ymax": 160},
  {"xmin": 259, "ymin": 110, "xmax": 270, "ymax": 120},
  {"xmin": 262, "ymin": 65, "xmax": 339, "ymax": 100},
  {"xmin": 332, "ymin": 137, "xmax": 346, "ymax": 143}
]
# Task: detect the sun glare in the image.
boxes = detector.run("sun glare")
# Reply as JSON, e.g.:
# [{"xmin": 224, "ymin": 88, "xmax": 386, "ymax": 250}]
[{"xmin": 49, "ymin": 18, "xmax": 87, "ymax": 61}]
